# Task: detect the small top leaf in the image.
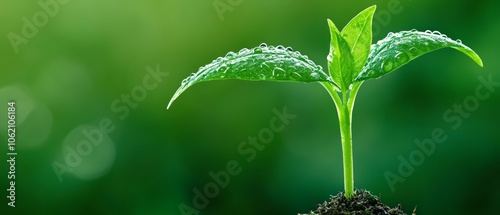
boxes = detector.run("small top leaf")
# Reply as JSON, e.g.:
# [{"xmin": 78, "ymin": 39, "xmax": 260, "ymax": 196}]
[
  {"xmin": 355, "ymin": 30, "xmax": 483, "ymax": 81},
  {"xmin": 328, "ymin": 19, "xmax": 355, "ymax": 91},
  {"xmin": 167, "ymin": 44, "xmax": 333, "ymax": 109},
  {"xmin": 341, "ymin": 5, "xmax": 376, "ymax": 78}
]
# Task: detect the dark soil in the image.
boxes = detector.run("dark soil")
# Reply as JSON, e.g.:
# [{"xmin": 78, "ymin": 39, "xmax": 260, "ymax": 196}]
[{"xmin": 299, "ymin": 190, "xmax": 415, "ymax": 215}]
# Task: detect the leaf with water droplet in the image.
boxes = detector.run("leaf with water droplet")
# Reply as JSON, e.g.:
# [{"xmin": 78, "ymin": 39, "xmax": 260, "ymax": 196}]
[
  {"xmin": 355, "ymin": 30, "xmax": 483, "ymax": 81},
  {"xmin": 167, "ymin": 45, "xmax": 334, "ymax": 109},
  {"xmin": 328, "ymin": 19, "xmax": 354, "ymax": 91},
  {"xmin": 340, "ymin": 5, "xmax": 376, "ymax": 78}
]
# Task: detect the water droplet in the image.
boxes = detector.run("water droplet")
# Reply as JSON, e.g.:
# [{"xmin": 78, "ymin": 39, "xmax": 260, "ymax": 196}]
[
  {"xmin": 409, "ymin": 34, "xmax": 418, "ymax": 40},
  {"xmin": 291, "ymin": 72, "xmax": 302, "ymax": 80},
  {"xmin": 411, "ymin": 29, "xmax": 418, "ymax": 33},
  {"xmin": 259, "ymin": 43, "xmax": 267, "ymax": 48},
  {"xmin": 425, "ymin": 30, "xmax": 432, "ymax": 34},
  {"xmin": 217, "ymin": 65, "xmax": 229, "ymax": 74},
  {"xmin": 216, "ymin": 57, "xmax": 223, "ymax": 62},
  {"xmin": 310, "ymin": 72, "xmax": 319, "ymax": 79},
  {"xmin": 225, "ymin": 52, "xmax": 235, "ymax": 58},
  {"xmin": 382, "ymin": 59, "xmax": 394, "ymax": 72},
  {"xmin": 395, "ymin": 52, "xmax": 409, "ymax": 64},
  {"xmin": 286, "ymin": 47, "xmax": 293, "ymax": 51},
  {"xmin": 456, "ymin": 39, "xmax": 462, "ymax": 44},
  {"xmin": 408, "ymin": 47, "xmax": 419, "ymax": 57},
  {"xmin": 239, "ymin": 48, "xmax": 249, "ymax": 54},
  {"xmin": 432, "ymin": 31, "xmax": 441, "ymax": 35},
  {"xmin": 253, "ymin": 47, "xmax": 263, "ymax": 54},
  {"xmin": 272, "ymin": 67, "xmax": 286, "ymax": 77},
  {"xmin": 387, "ymin": 32, "xmax": 395, "ymax": 37},
  {"xmin": 367, "ymin": 69, "xmax": 376, "ymax": 76},
  {"xmin": 276, "ymin": 45, "xmax": 285, "ymax": 50},
  {"xmin": 260, "ymin": 62, "xmax": 271, "ymax": 71}
]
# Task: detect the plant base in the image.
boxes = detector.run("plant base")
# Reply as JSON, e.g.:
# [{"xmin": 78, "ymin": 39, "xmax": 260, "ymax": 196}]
[{"xmin": 299, "ymin": 189, "xmax": 415, "ymax": 215}]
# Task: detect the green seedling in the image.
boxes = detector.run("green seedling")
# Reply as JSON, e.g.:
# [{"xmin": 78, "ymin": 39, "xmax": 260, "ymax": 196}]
[{"xmin": 168, "ymin": 5, "xmax": 483, "ymax": 198}]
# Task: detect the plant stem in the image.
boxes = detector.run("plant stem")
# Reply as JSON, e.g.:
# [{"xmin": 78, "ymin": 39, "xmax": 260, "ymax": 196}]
[{"xmin": 322, "ymin": 82, "xmax": 363, "ymax": 198}]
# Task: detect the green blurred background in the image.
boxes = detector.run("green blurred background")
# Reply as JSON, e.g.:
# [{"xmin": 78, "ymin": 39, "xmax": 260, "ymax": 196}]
[{"xmin": 1, "ymin": 0, "xmax": 499, "ymax": 214}]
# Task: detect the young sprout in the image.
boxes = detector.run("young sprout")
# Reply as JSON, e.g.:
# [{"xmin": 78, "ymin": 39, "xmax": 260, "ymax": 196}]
[{"xmin": 168, "ymin": 5, "xmax": 483, "ymax": 198}]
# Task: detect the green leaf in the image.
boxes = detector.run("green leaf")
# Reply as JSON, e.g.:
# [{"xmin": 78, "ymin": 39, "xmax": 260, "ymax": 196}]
[
  {"xmin": 328, "ymin": 19, "xmax": 355, "ymax": 91},
  {"xmin": 341, "ymin": 5, "xmax": 376, "ymax": 78},
  {"xmin": 355, "ymin": 30, "xmax": 484, "ymax": 81},
  {"xmin": 167, "ymin": 44, "xmax": 333, "ymax": 109}
]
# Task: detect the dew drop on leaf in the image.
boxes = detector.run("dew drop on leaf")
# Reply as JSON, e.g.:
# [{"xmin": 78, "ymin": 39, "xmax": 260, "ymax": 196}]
[
  {"xmin": 260, "ymin": 62, "xmax": 271, "ymax": 72},
  {"xmin": 456, "ymin": 39, "xmax": 462, "ymax": 44},
  {"xmin": 225, "ymin": 52, "xmax": 235, "ymax": 58},
  {"xmin": 310, "ymin": 72, "xmax": 319, "ymax": 79},
  {"xmin": 217, "ymin": 65, "xmax": 229, "ymax": 74},
  {"xmin": 286, "ymin": 47, "xmax": 293, "ymax": 51},
  {"xmin": 291, "ymin": 72, "xmax": 302, "ymax": 80},
  {"xmin": 408, "ymin": 47, "xmax": 419, "ymax": 57},
  {"xmin": 239, "ymin": 48, "xmax": 249, "ymax": 54},
  {"xmin": 395, "ymin": 52, "xmax": 409, "ymax": 64},
  {"xmin": 259, "ymin": 43, "xmax": 268, "ymax": 48},
  {"xmin": 253, "ymin": 47, "xmax": 263, "ymax": 53},
  {"xmin": 276, "ymin": 45, "xmax": 285, "ymax": 50},
  {"xmin": 367, "ymin": 69, "xmax": 376, "ymax": 76},
  {"xmin": 272, "ymin": 67, "xmax": 286, "ymax": 77},
  {"xmin": 382, "ymin": 59, "xmax": 394, "ymax": 72},
  {"xmin": 432, "ymin": 31, "xmax": 442, "ymax": 36}
]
